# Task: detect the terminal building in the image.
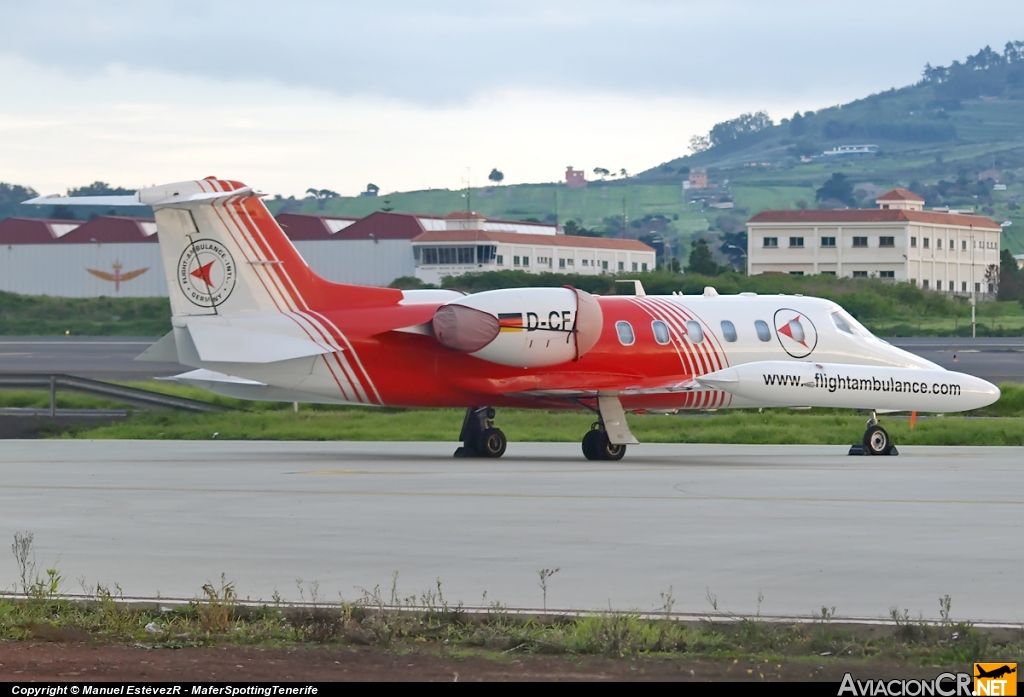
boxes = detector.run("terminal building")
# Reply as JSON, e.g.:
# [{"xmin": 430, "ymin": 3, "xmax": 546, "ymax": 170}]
[
  {"xmin": 746, "ymin": 189, "xmax": 1003, "ymax": 294},
  {"xmin": 0, "ymin": 209, "xmax": 650, "ymax": 297}
]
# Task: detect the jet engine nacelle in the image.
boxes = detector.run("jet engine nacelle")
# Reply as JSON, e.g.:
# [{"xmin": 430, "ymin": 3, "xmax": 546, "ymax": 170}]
[{"xmin": 432, "ymin": 287, "xmax": 604, "ymax": 368}]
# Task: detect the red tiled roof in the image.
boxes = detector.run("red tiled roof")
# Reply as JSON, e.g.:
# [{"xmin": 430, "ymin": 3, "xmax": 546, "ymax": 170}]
[
  {"xmin": 275, "ymin": 213, "xmax": 359, "ymax": 240},
  {"xmin": 0, "ymin": 218, "xmax": 71, "ymax": 244},
  {"xmin": 747, "ymin": 209, "xmax": 1001, "ymax": 230},
  {"xmin": 333, "ymin": 211, "xmax": 427, "ymax": 240},
  {"xmin": 876, "ymin": 188, "xmax": 925, "ymax": 202},
  {"xmin": 444, "ymin": 210, "xmax": 486, "ymax": 219},
  {"xmin": 58, "ymin": 216, "xmax": 157, "ymax": 243},
  {"xmin": 412, "ymin": 229, "xmax": 655, "ymax": 251}
]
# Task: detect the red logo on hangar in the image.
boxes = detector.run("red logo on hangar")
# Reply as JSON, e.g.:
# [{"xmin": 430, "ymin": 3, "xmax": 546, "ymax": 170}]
[
  {"xmin": 773, "ymin": 308, "xmax": 818, "ymax": 358},
  {"xmin": 177, "ymin": 239, "xmax": 237, "ymax": 308}
]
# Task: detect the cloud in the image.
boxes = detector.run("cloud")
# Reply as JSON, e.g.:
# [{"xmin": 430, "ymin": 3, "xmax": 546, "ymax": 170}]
[{"xmin": 3, "ymin": 1, "xmax": 1022, "ymax": 105}]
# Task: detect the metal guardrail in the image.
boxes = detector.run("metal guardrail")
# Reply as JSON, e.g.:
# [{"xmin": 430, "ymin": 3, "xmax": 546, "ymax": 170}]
[{"xmin": 0, "ymin": 373, "xmax": 226, "ymax": 413}]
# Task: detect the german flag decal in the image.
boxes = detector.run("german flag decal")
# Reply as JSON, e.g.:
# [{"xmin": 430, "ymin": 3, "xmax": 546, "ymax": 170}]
[{"xmin": 498, "ymin": 312, "xmax": 525, "ymax": 332}]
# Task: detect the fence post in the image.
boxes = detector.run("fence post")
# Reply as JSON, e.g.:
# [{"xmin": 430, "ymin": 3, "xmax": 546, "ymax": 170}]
[{"xmin": 49, "ymin": 376, "xmax": 56, "ymax": 418}]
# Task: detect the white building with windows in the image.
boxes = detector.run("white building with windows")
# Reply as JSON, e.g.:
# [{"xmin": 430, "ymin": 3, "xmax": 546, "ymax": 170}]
[
  {"xmin": 746, "ymin": 189, "xmax": 1002, "ymax": 294},
  {"xmin": 411, "ymin": 215, "xmax": 655, "ymax": 286}
]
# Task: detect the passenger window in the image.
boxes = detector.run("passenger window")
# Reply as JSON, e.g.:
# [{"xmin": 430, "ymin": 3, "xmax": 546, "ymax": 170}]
[
  {"xmin": 685, "ymin": 320, "xmax": 704, "ymax": 343},
  {"xmin": 721, "ymin": 320, "xmax": 737, "ymax": 342},
  {"xmin": 615, "ymin": 320, "xmax": 635, "ymax": 346},
  {"xmin": 652, "ymin": 320, "xmax": 670, "ymax": 345},
  {"xmin": 755, "ymin": 320, "xmax": 771, "ymax": 342}
]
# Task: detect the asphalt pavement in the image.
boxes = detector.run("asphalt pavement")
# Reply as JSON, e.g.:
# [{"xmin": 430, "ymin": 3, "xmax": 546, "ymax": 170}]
[{"xmin": 0, "ymin": 441, "xmax": 1020, "ymax": 622}]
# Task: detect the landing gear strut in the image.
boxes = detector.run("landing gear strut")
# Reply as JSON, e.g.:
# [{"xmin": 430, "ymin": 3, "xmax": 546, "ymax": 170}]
[
  {"xmin": 581, "ymin": 422, "xmax": 626, "ymax": 461},
  {"xmin": 851, "ymin": 411, "xmax": 897, "ymax": 456},
  {"xmin": 454, "ymin": 406, "xmax": 507, "ymax": 458}
]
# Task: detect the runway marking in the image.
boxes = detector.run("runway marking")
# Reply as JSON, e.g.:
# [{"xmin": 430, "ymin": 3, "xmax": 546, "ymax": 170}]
[
  {"xmin": 0, "ymin": 483, "xmax": 1020, "ymax": 506},
  {"xmin": 292, "ymin": 467, "xmax": 686, "ymax": 475}
]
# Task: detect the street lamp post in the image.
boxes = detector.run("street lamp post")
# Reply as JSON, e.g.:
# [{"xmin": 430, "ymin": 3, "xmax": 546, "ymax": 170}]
[{"xmin": 726, "ymin": 244, "xmax": 748, "ymax": 275}]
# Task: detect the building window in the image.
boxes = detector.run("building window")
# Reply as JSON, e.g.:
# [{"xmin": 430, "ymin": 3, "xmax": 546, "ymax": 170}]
[
  {"xmin": 879, "ymin": 237, "xmax": 894, "ymax": 247},
  {"xmin": 763, "ymin": 237, "xmax": 778, "ymax": 248},
  {"xmin": 567, "ymin": 259, "xmax": 574, "ymax": 266},
  {"xmin": 685, "ymin": 320, "xmax": 704, "ymax": 343},
  {"xmin": 522, "ymin": 256, "xmax": 530, "ymax": 266},
  {"xmin": 496, "ymin": 255, "xmax": 504, "ymax": 265},
  {"xmin": 988, "ymin": 283, "xmax": 994, "ymax": 293},
  {"xmin": 652, "ymin": 320, "xmax": 670, "ymax": 345},
  {"xmin": 477, "ymin": 245, "xmax": 496, "ymax": 263},
  {"xmin": 602, "ymin": 261, "xmax": 609, "ymax": 270},
  {"xmin": 852, "ymin": 271, "xmax": 868, "ymax": 278},
  {"xmin": 948, "ymin": 281, "xmax": 954, "ymax": 291},
  {"xmin": 559, "ymin": 258, "xmax": 565, "ymax": 269},
  {"xmin": 962, "ymin": 240, "xmax": 967, "ymax": 251},
  {"xmin": 615, "ymin": 321, "xmax": 635, "ymax": 346},
  {"xmin": 754, "ymin": 320, "xmax": 771, "ymax": 342},
  {"xmin": 880, "ymin": 271, "xmax": 895, "ymax": 278},
  {"xmin": 513, "ymin": 256, "xmax": 520, "ymax": 266},
  {"xmin": 632, "ymin": 262, "xmax": 638, "ymax": 271},
  {"xmin": 937, "ymin": 239, "xmax": 943, "ymax": 249},
  {"xmin": 911, "ymin": 237, "xmax": 917, "ymax": 247},
  {"xmin": 962, "ymin": 282, "xmax": 967, "ymax": 292},
  {"xmin": 641, "ymin": 263, "xmax": 648, "ymax": 271},
  {"xmin": 923, "ymin": 280, "xmax": 929, "ymax": 289},
  {"xmin": 789, "ymin": 237, "xmax": 804, "ymax": 248},
  {"xmin": 853, "ymin": 237, "xmax": 868, "ymax": 247},
  {"xmin": 821, "ymin": 271, "xmax": 836, "ymax": 276},
  {"xmin": 923, "ymin": 238, "xmax": 930, "ymax": 248},
  {"xmin": 720, "ymin": 320, "xmax": 737, "ymax": 342},
  {"xmin": 821, "ymin": 237, "xmax": 836, "ymax": 247},
  {"xmin": 421, "ymin": 247, "xmax": 437, "ymax": 264},
  {"xmin": 975, "ymin": 283, "xmax": 981, "ymax": 292},
  {"xmin": 789, "ymin": 271, "xmax": 804, "ymax": 276},
  {"xmin": 582, "ymin": 259, "xmax": 588, "ymax": 266},
  {"xmin": 618, "ymin": 261, "xmax": 624, "ymax": 271}
]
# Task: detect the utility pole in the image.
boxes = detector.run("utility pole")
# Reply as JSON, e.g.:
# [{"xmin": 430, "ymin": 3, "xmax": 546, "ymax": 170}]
[{"xmin": 553, "ymin": 189, "xmax": 558, "ymax": 228}]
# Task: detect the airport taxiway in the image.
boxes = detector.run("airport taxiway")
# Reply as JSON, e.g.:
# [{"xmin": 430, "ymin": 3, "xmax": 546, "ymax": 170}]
[{"xmin": 0, "ymin": 441, "xmax": 1020, "ymax": 623}]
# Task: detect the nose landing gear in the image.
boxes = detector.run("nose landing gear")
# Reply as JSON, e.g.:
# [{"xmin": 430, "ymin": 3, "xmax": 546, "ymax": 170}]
[{"xmin": 851, "ymin": 411, "xmax": 898, "ymax": 456}]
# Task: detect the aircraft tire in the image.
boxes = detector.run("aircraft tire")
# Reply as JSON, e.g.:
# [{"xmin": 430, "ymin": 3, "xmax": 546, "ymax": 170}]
[
  {"xmin": 582, "ymin": 430, "xmax": 601, "ymax": 460},
  {"xmin": 863, "ymin": 425, "xmax": 893, "ymax": 456},
  {"xmin": 595, "ymin": 432, "xmax": 626, "ymax": 461},
  {"xmin": 476, "ymin": 427, "xmax": 507, "ymax": 458}
]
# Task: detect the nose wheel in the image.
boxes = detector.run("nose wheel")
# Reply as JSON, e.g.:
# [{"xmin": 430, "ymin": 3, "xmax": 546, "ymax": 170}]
[{"xmin": 852, "ymin": 412, "xmax": 897, "ymax": 456}]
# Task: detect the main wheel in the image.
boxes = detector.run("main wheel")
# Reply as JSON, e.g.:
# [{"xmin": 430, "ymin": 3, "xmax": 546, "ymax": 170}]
[
  {"xmin": 595, "ymin": 432, "xmax": 626, "ymax": 461},
  {"xmin": 476, "ymin": 427, "xmax": 507, "ymax": 458},
  {"xmin": 582, "ymin": 430, "xmax": 601, "ymax": 460},
  {"xmin": 863, "ymin": 425, "xmax": 893, "ymax": 455}
]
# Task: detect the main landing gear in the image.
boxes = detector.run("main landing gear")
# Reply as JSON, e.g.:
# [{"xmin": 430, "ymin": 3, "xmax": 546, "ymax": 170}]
[
  {"xmin": 581, "ymin": 395, "xmax": 638, "ymax": 461},
  {"xmin": 850, "ymin": 411, "xmax": 898, "ymax": 456},
  {"xmin": 454, "ymin": 406, "xmax": 507, "ymax": 458},
  {"xmin": 581, "ymin": 423, "xmax": 626, "ymax": 461}
]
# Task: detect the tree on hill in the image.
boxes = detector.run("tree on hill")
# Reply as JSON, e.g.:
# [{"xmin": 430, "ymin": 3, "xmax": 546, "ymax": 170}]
[
  {"xmin": 816, "ymin": 173, "xmax": 856, "ymax": 207},
  {"xmin": 689, "ymin": 111, "xmax": 774, "ymax": 155},
  {"xmin": 562, "ymin": 219, "xmax": 600, "ymax": 237},
  {"xmin": 997, "ymin": 248, "xmax": 1021, "ymax": 302},
  {"xmin": 0, "ymin": 182, "xmax": 38, "ymax": 207},
  {"xmin": 593, "ymin": 167, "xmax": 610, "ymax": 179},
  {"xmin": 719, "ymin": 230, "xmax": 748, "ymax": 271},
  {"xmin": 685, "ymin": 238, "xmax": 725, "ymax": 276},
  {"xmin": 488, "ymin": 168, "xmax": 504, "ymax": 185},
  {"xmin": 306, "ymin": 187, "xmax": 340, "ymax": 209}
]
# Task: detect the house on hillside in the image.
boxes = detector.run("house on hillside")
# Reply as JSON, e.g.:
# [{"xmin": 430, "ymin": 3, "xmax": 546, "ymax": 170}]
[{"xmin": 565, "ymin": 167, "xmax": 586, "ymax": 189}]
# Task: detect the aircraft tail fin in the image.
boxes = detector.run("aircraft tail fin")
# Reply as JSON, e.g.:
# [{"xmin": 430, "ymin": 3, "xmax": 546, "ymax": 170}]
[{"xmin": 142, "ymin": 177, "xmax": 402, "ymax": 317}]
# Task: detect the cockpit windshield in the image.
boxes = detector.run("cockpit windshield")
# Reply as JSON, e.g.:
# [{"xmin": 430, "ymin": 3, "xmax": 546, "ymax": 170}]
[{"xmin": 830, "ymin": 309, "xmax": 874, "ymax": 338}]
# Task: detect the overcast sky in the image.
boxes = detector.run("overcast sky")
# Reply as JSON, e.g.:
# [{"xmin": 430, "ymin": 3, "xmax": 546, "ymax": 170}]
[{"xmin": 1, "ymin": 1, "xmax": 1022, "ymax": 197}]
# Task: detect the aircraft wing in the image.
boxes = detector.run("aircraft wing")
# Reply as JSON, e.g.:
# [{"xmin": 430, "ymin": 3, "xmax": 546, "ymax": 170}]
[{"xmin": 449, "ymin": 373, "xmax": 703, "ymax": 399}]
